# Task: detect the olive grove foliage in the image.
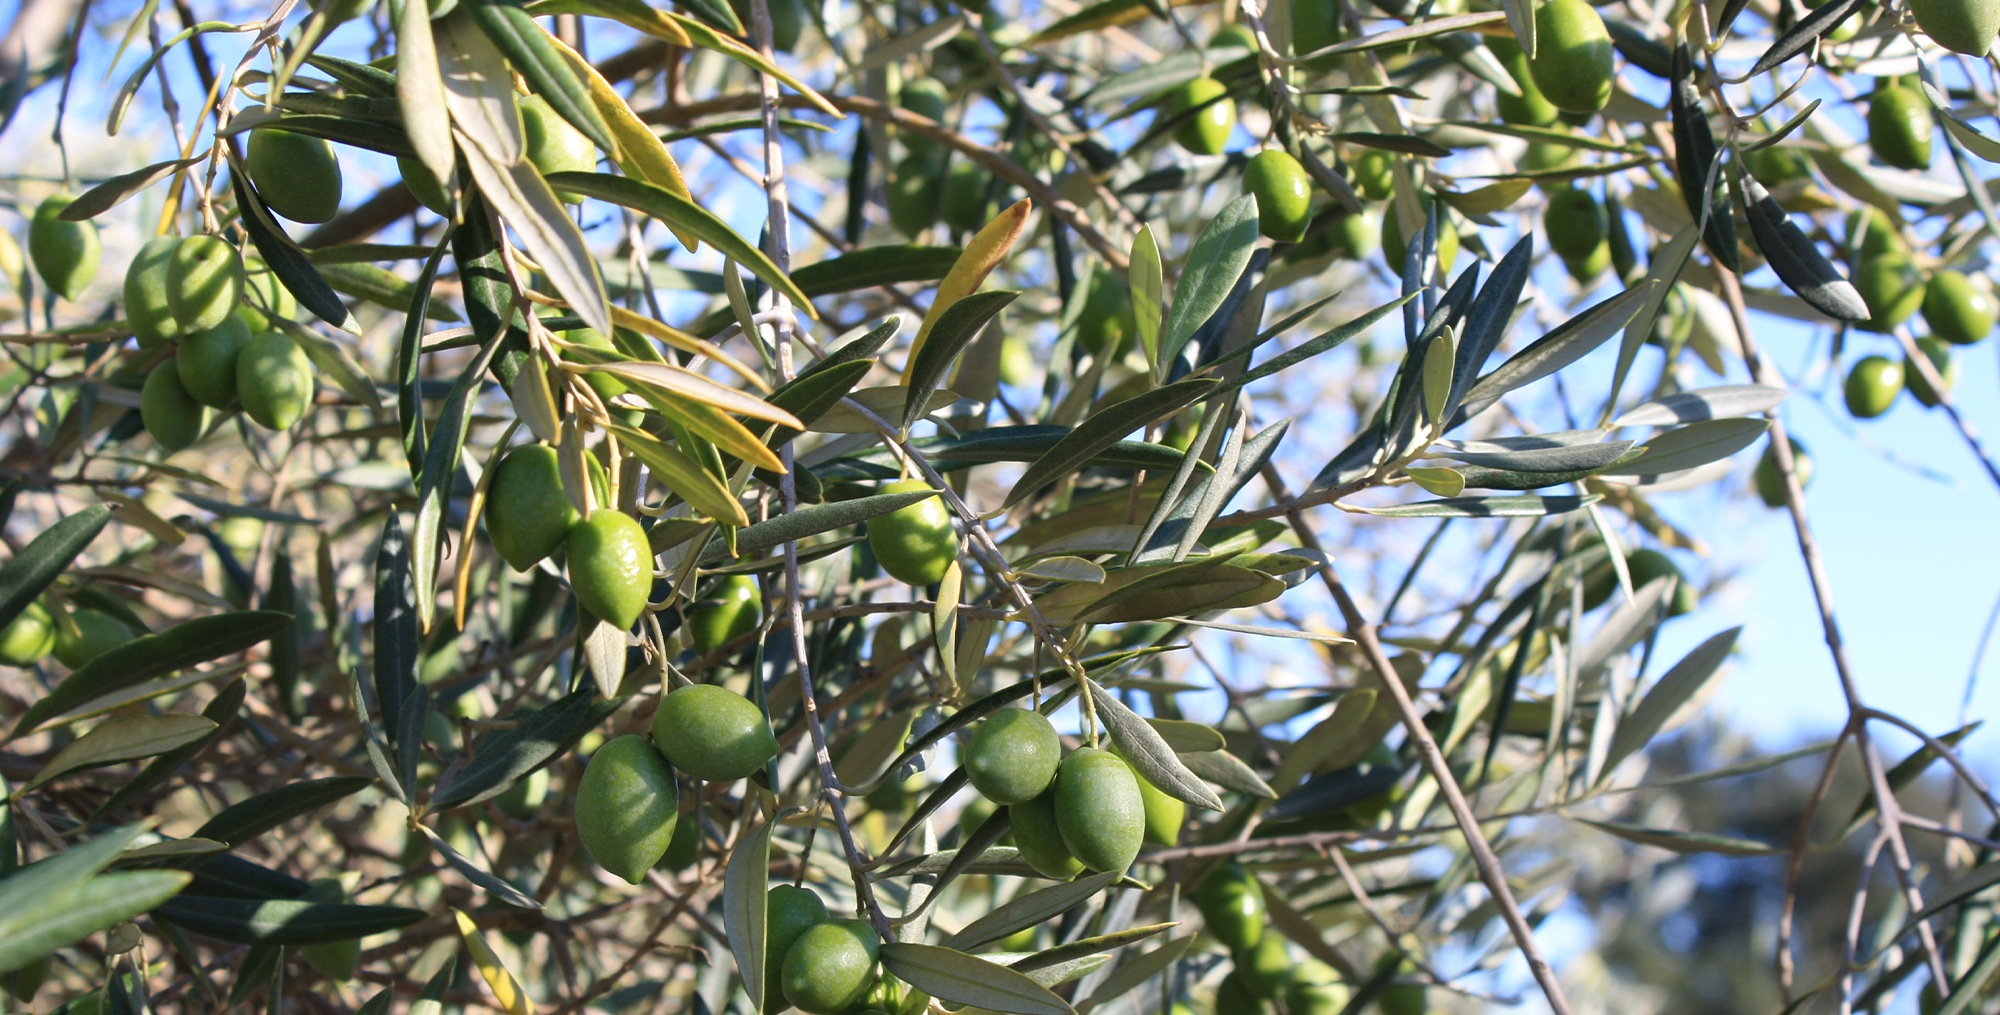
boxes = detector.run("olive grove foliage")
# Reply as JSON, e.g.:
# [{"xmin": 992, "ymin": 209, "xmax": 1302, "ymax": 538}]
[{"xmin": 0, "ymin": 0, "xmax": 1995, "ymax": 1010}]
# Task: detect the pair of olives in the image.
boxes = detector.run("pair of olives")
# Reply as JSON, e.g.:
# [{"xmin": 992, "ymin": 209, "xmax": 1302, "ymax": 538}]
[
  {"xmin": 574, "ymin": 684, "xmax": 780, "ymax": 882},
  {"xmin": 1199, "ymin": 868, "xmax": 1356, "ymax": 1011},
  {"xmin": 886, "ymin": 78, "xmax": 958, "ymax": 238},
  {"xmin": 140, "ymin": 328, "xmax": 314, "ymax": 451},
  {"xmin": 0, "ymin": 603, "xmax": 135, "ymax": 668},
  {"xmin": 127, "ymin": 234, "xmax": 295, "ymax": 349},
  {"xmin": 965, "ymin": 709, "xmax": 1153, "ymax": 876},
  {"xmin": 484, "ymin": 444, "xmax": 651, "ymax": 630},
  {"xmin": 1545, "ymin": 186, "xmax": 1613, "ymax": 284},
  {"xmin": 1846, "ymin": 339, "xmax": 1960, "ymax": 418},
  {"xmin": 767, "ymin": 886, "xmax": 894, "ymax": 1014}
]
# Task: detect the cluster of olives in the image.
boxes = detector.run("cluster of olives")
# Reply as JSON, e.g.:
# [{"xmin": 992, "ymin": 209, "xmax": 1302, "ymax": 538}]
[
  {"xmin": 0, "ymin": 600, "xmax": 139, "ymax": 669},
  {"xmin": 766, "ymin": 885, "xmax": 898, "ymax": 1015},
  {"xmin": 485, "ymin": 444, "xmax": 652, "ymax": 631},
  {"xmin": 1196, "ymin": 865, "xmax": 1375, "ymax": 1015},
  {"xmin": 1839, "ymin": 207, "xmax": 1994, "ymax": 420},
  {"xmin": 884, "ymin": 77, "xmax": 997, "ymax": 239}
]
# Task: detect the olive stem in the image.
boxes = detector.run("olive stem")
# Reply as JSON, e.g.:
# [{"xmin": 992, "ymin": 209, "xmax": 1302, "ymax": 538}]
[{"xmin": 1889, "ymin": 325, "xmax": 2000, "ymax": 493}]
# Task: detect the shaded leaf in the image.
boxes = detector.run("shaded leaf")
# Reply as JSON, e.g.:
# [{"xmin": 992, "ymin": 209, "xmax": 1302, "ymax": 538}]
[
  {"xmin": 193, "ymin": 776, "xmax": 374, "ymax": 848},
  {"xmin": 879, "ymin": 942, "xmax": 1075, "ymax": 1015},
  {"xmin": 11, "ymin": 612, "xmax": 290, "ymax": 739},
  {"xmin": 156, "ymin": 897, "xmax": 428, "ymax": 946},
  {"xmin": 25, "ymin": 714, "xmax": 217, "ymax": 791}
]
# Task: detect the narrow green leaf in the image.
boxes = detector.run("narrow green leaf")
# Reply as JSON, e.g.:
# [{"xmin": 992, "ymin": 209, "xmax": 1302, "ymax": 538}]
[
  {"xmin": 396, "ymin": 0, "xmax": 457, "ymax": 195},
  {"xmin": 1577, "ymin": 818, "xmax": 1779, "ymax": 856},
  {"xmin": 193, "ymin": 776, "xmax": 373, "ymax": 848},
  {"xmin": 232, "ymin": 175, "xmax": 355, "ymax": 333},
  {"xmin": 0, "ymin": 871, "xmax": 190, "ymax": 973},
  {"xmin": 10, "ymin": 612, "xmax": 290, "ymax": 739},
  {"xmin": 880, "ymin": 942, "xmax": 1075, "ymax": 1015},
  {"xmin": 1158, "ymin": 197, "xmax": 1259, "ymax": 376},
  {"xmin": 944, "ymin": 873, "xmax": 1121, "ymax": 953},
  {"xmin": 1352, "ymin": 494, "xmax": 1599, "ymax": 519},
  {"xmin": 1130, "ymin": 224, "xmax": 1164, "ymax": 373},
  {"xmin": 1610, "ymin": 419, "xmax": 1770, "ymax": 476},
  {"xmin": 724, "ymin": 816, "xmax": 775, "ymax": 1011},
  {"xmin": 418, "ymin": 824, "xmax": 542, "ymax": 909},
  {"xmin": 154, "ymin": 897, "xmax": 428, "ymax": 946},
  {"xmin": 695, "ymin": 490, "xmax": 940, "ymax": 565},
  {"xmin": 0, "ymin": 503, "xmax": 111, "ymax": 634},
  {"xmin": 606, "ymin": 421, "xmax": 749, "ymax": 526},
  {"xmin": 791, "ymin": 248, "xmax": 957, "ymax": 298},
  {"xmin": 1090, "ymin": 679, "xmax": 1222, "ymax": 810},
  {"xmin": 904, "ymin": 291, "xmax": 1018, "ymax": 431},
  {"xmin": 1006, "ymin": 379, "xmax": 1219, "ymax": 508},
  {"xmin": 465, "ymin": 0, "xmax": 617, "ymax": 153},
  {"xmin": 399, "ymin": 234, "xmax": 454, "ymax": 478},
  {"xmin": 91, "ymin": 680, "xmax": 244, "ymax": 822},
  {"xmin": 433, "ymin": 691, "xmax": 621, "ymax": 811},
  {"xmin": 1599, "ymin": 627, "xmax": 1740, "ymax": 777},
  {"xmin": 24, "ymin": 714, "xmax": 216, "ymax": 791},
  {"xmin": 58, "ymin": 158, "xmax": 203, "ymax": 221}
]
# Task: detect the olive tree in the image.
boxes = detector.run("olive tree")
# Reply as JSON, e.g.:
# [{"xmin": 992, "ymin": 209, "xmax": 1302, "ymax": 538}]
[{"xmin": 0, "ymin": 0, "xmax": 1993, "ymax": 1011}]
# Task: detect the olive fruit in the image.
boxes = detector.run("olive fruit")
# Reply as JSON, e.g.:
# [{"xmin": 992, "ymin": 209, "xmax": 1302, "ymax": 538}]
[
  {"xmin": 1009, "ymin": 788, "xmax": 1085, "ymax": 880},
  {"xmin": 1527, "ymin": 0, "xmax": 1615, "ymax": 114},
  {"xmin": 1167, "ymin": 77, "xmax": 1235, "ymax": 155},
  {"xmin": 1754, "ymin": 437, "xmax": 1812, "ymax": 508},
  {"xmin": 1215, "ymin": 971, "xmax": 1270, "ymax": 1015},
  {"xmin": 1380, "ymin": 983, "xmax": 1429, "ymax": 1015},
  {"xmin": 1211, "ymin": 22, "xmax": 1258, "ymax": 50},
  {"xmin": 1746, "ymin": 144, "xmax": 1814, "ymax": 188},
  {"xmin": 887, "ymin": 155, "xmax": 945, "ymax": 238},
  {"xmin": 1052, "ymin": 747, "xmax": 1144, "ymax": 874},
  {"xmin": 124, "ymin": 236, "xmax": 182, "ymax": 348},
  {"xmin": 1906, "ymin": 335, "xmax": 1958, "ymax": 407},
  {"xmin": 651, "ymin": 683, "xmax": 780, "ymax": 782},
  {"xmin": 1077, "ymin": 267, "xmax": 1137, "ymax": 359},
  {"xmin": 1486, "ymin": 36, "xmax": 1560, "ymax": 127},
  {"xmin": 0, "ymin": 601, "xmax": 56, "ymax": 666},
  {"xmin": 1924, "ymin": 270, "xmax": 1995, "ymax": 345},
  {"xmin": 764, "ymin": 886, "xmax": 828, "ymax": 1013},
  {"xmin": 567, "ymin": 509, "xmax": 651, "ymax": 630},
  {"xmin": 1286, "ymin": 977, "xmax": 1352, "ymax": 1015},
  {"xmin": 1854, "ymin": 253, "xmax": 1926, "ymax": 333},
  {"xmin": 299, "ymin": 879, "xmax": 361, "ymax": 981},
  {"xmin": 522, "ymin": 96, "xmax": 596, "ymax": 202},
  {"xmin": 5, "ymin": 955, "xmax": 49, "ymax": 1004},
  {"xmin": 1328, "ymin": 210, "xmax": 1377, "ymax": 260},
  {"xmin": 1351, "ymin": 148, "xmax": 1394, "ymax": 202},
  {"xmin": 1565, "ymin": 240, "xmax": 1612, "ymax": 284},
  {"xmin": 731, "ymin": 0, "xmax": 802, "ymax": 50},
  {"xmin": 1909, "ymin": 0, "xmax": 2000, "ymax": 55},
  {"xmin": 966, "ymin": 708, "xmax": 1061, "ymax": 805},
  {"xmin": 398, "ymin": 156, "xmax": 453, "ymax": 217},
  {"xmin": 575, "ymin": 735, "xmax": 678, "ymax": 884},
  {"xmin": 899, "ymin": 76, "xmax": 950, "ymax": 158},
  {"xmin": 141, "ymin": 364, "xmax": 212, "ymax": 452},
  {"xmin": 237, "ymin": 332, "xmax": 315, "ymax": 430},
  {"xmin": 1380, "ymin": 198, "xmax": 1459, "ymax": 275},
  {"xmin": 28, "ymin": 194, "xmax": 99, "ymax": 302},
  {"xmin": 686, "ymin": 574, "xmax": 761, "ymax": 655},
  {"xmin": 1238, "ymin": 933, "xmax": 1291, "ymax": 997},
  {"xmin": 1627, "ymin": 548, "xmax": 1696, "ymax": 616},
  {"xmin": 941, "ymin": 160, "xmax": 991, "ymax": 235},
  {"xmin": 559, "ymin": 328, "xmax": 633, "ymax": 410},
  {"xmin": 177, "ymin": 317, "xmax": 251, "ymax": 408},
  {"xmin": 53, "ymin": 609, "xmax": 133, "ymax": 669},
  {"xmin": 166, "ymin": 235, "xmax": 246, "ymax": 334},
  {"xmin": 660, "ymin": 807, "xmax": 700, "ymax": 870},
  {"xmin": 237, "ymin": 258, "xmax": 296, "ymax": 332},
  {"xmin": 1197, "ymin": 864, "xmax": 1265, "ymax": 952},
  {"xmin": 1134, "ymin": 763, "xmax": 1185, "ymax": 845},
  {"xmin": 1846, "ymin": 206, "xmax": 1904, "ymax": 260},
  {"xmin": 1868, "ymin": 83, "xmax": 1934, "ymax": 171},
  {"xmin": 868, "ymin": 479, "xmax": 955, "ymax": 587},
  {"xmin": 495, "ymin": 766, "xmax": 550, "ymax": 819},
  {"xmin": 1544, "ymin": 186, "xmax": 1606, "ymax": 262},
  {"xmin": 782, "ymin": 919, "xmax": 880, "ymax": 1015},
  {"xmin": 485, "ymin": 446, "xmax": 583, "ymax": 572},
  {"xmin": 1244, "ymin": 150, "xmax": 1313, "ymax": 243},
  {"xmin": 1292, "ymin": 0, "xmax": 1343, "ymax": 68},
  {"xmin": 246, "ymin": 129, "xmax": 343, "ymax": 223},
  {"xmin": 1846, "ymin": 355, "xmax": 1903, "ymax": 418}
]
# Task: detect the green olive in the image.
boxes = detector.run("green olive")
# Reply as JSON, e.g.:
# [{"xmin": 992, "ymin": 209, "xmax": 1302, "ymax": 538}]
[
  {"xmin": 166, "ymin": 235, "xmax": 246, "ymax": 335},
  {"xmin": 1351, "ymin": 148, "xmax": 1394, "ymax": 202},
  {"xmin": 868, "ymin": 479, "xmax": 955, "ymax": 587},
  {"xmin": 1009, "ymin": 788, "xmax": 1085, "ymax": 880},
  {"xmin": 1380, "ymin": 197, "xmax": 1459, "ymax": 276},
  {"xmin": 941, "ymin": 160, "xmax": 992, "ymax": 236},
  {"xmin": 1380, "ymin": 983, "xmax": 1429, "ymax": 1015},
  {"xmin": 1868, "ymin": 84, "xmax": 1934, "ymax": 171},
  {"xmin": 1286, "ymin": 977, "xmax": 1352, "ymax": 1015},
  {"xmin": 0, "ymin": 601, "xmax": 56, "ymax": 666},
  {"xmin": 237, "ymin": 257, "xmax": 297, "ymax": 332},
  {"xmin": 1077, "ymin": 267, "xmax": 1137, "ymax": 359},
  {"xmin": 1244, "ymin": 150, "xmax": 1314, "ymax": 243},
  {"xmin": 1846, "ymin": 206, "xmax": 1904, "ymax": 260},
  {"xmin": 650, "ymin": 683, "xmax": 780, "ymax": 782},
  {"xmin": 1329, "ymin": 210, "xmax": 1377, "ymax": 260},
  {"xmin": 782, "ymin": 919, "xmax": 879, "ymax": 1015},
  {"xmin": 1292, "ymin": 0, "xmax": 1343, "ymax": 69},
  {"xmin": 1167, "ymin": 77, "xmax": 1235, "ymax": 156},
  {"xmin": 1134, "ymin": 762, "xmax": 1184, "ymax": 846},
  {"xmin": 54, "ymin": 609, "xmax": 134, "ymax": 669},
  {"xmin": 299, "ymin": 879, "xmax": 361, "ymax": 981},
  {"xmin": 1627, "ymin": 548, "xmax": 1696, "ymax": 616},
  {"xmin": 1237, "ymin": 933, "xmax": 1290, "ymax": 997},
  {"xmin": 686, "ymin": 574, "xmax": 762, "ymax": 655},
  {"xmin": 899, "ymin": 76, "xmax": 951, "ymax": 158},
  {"xmin": 1854, "ymin": 253, "xmax": 1926, "ymax": 334},
  {"xmin": 1215, "ymin": 971, "xmax": 1270, "ymax": 1015},
  {"xmin": 1564, "ymin": 239, "xmax": 1612, "ymax": 284},
  {"xmin": 1543, "ymin": 186, "xmax": 1606, "ymax": 262},
  {"xmin": 1211, "ymin": 22, "xmax": 1258, "ymax": 50},
  {"xmin": 398, "ymin": 156, "xmax": 454, "ymax": 217},
  {"xmin": 124, "ymin": 236, "xmax": 183, "ymax": 349},
  {"xmin": 141, "ymin": 364, "xmax": 212, "ymax": 452},
  {"xmin": 237, "ymin": 332, "xmax": 315, "ymax": 430},
  {"xmin": 1520, "ymin": 139, "xmax": 1579, "ymax": 185},
  {"xmin": 246, "ymin": 129, "xmax": 344, "ymax": 224},
  {"xmin": 1923, "ymin": 269, "xmax": 1995, "ymax": 345},
  {"xmin": 1486, "ymin": 35, "xmax": 1560, "ymax": 126},
  {"xmin": 764, "ymin": 886, "xmax": 829, "ymax": 1014},
  {"xmin": 494, "ymin": 766, "xmax": 550, "ymax": 819},
  {"xmin": 1197, "ymin": 864, "xmax": 1265, "ymax": 952},
  {"xmin": 558, "ymin": 327, "xmax": 631, "ymax": 407},
  {"xmin": 1905, "ymin": 335, "xmax": 1958, "ymax": 407},
  {"xmin": 966, "ymin": 708, "xmax": 1061, "ymax": 805},
  {"xmin": 1052, "ymin": 747, "xmax": 1143, "ymax": 874},
  {"xmin": 486, "ymin": 445, "xmax": 583, "ymax": 572},
  {"xmin": 5, "ymin": 954, "xmax": 49, "ymax": 1004},
  {"xmin": 177, "ymin": 317, "xmax": 251, "ymax": 408},
  {"xmin": 1908, "ymin": 0, "xmax": 2000, "ymax": 54},
  {"xmin": 1527, "ymin": 0, "xmax": 1615, "ymax": 114},
  {"xmin": 1745, "ymin": 144, "xmax": 1814, "ymax": 188},
  {"xmin": 887, "ymin": 154, "xmax": 945, "ymax": 238},
  {"xmin": 660, "ymin": 805, "xmax": 700, "ymax": 870},
  {"xmin": 567, "ymin": 509, "xmax": 652, "ymax": 630},
  {"xmin": 522, "ymin": 96, "xmax": 597, "ymax": 203},
  {"xmin": 28, "ymin": 194, "xmax": 100, "ymax": 303},
  {"xmin": 575, "ymin": 734, "xmax": 678, "ymax": 884},
  {"xmin": 1754, "ymin": 437, "xmax": 1812, "ymax": 508}
]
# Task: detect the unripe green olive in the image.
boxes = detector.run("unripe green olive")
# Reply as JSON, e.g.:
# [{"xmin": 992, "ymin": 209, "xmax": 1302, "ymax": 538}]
[
  {"xmin": 237, "ymin": 257, "xmax": 297, "ymax": 332},
  {"xmin": 28, "ymin": 194, "xmax": 99, "ymax": 302},
  {"xmin": 141, "ymin": 364, "xmax": 212, "ymax": 452},
  {"xmin": 166, "ymin": 235, "xmax": 246, "ymax": 335},
  {"xmin": 686, "ymin": 574, "xmax": 762, "ymax": 655},
  {"xmin": 941, "ymin": 160, "xmax": 991, "ymax": 235},
  {"xmin": 660, "ymin": 806, "xmax": 700, "ymax": 870},
  {"xmin": 558, "ymin": 327, "xmax": 632, "ymax": 409},
  {"xmin": 1077, "ymin": 267, "xmax": 1137, "ymax": 359},
  {"xmin": 1380, "ymin": 983, "xmax": 1429, "ymax": 1015},
  {"xmin": 1846, "ymin": 206, "xmax": 1904, "ymax": 260},
  {"xmin": 5, "ymin": 954, "xmax": 49, "ymax": 1004},
  {"xmin": 521, "ymin": 96, "xmax": 596, "ymax": 203},
  {"xmin": 1868, "ymin": 84, "xmax": 1934, "ymax": 172},
  {"xmin": 1134, "ymin": 761, "xmax": 1184, "ymax": 846},
  {"xmin": 237, "ymin": 332, "xmax": 315, "ymax": 430},
  {"xmin": 1854, "ymin": 253, "xmax": 1926, "ymax": 333},
  {"xmin": 781, "ymin": 919, "xmax": 880, "ymax": 1015},
  {"xmin": 868, "ymin": 479, "xmax": 955, "ymax": 587},
  {"xmin": 1923, "ymin": 270, "xmax": 1994, "ymax": 345},
  {"xmin": 764, "ymin": 886, "xmax": 828, "ymax": 1014},
  {"xmin": 1286, "ymin": 977, "xmax": 1352, "ymax": 1015},
  {"xmin": 1380, "ymin": 198, "xmax": 1459, "ymax": 276},
  {"xmin": 1009, "ymin": 788, "xmax": 1084, "ymax": 880},
  {"xmin": 124, "ymin": 236, "xmax": 183, "ymax": 348},
  {"xmin": 0, "ymin": 601, "xmax": 56, "ymax": 666},
  {"xmin": 1544, "ymin": 186, "xmax": 1606, "ymax": 262},
  {"xmin": 1052, "ymin": 747, "xmax": 1143, "ymax": 874},
  {"xmin": 398, "ymin": 156, "xmax": 454, "ymax": 217},
  {"xmin": 1244, "ymin": 150, "xmax": 1313, "ymax": 243},
  {"xmin": 1745, "ymin": 144, "xmax": 1814, "ymax": 188},
  {"xmin": 54, "ymin": 609, "xmax": 134, "ymax": 669},
  {"xmin": 575, "ymin": 735, "xmax": 678, "ymax": 884},
  {"xmin": 1527, "ymin": 0, "xmax": 1615, "ymax": 114},
  {"xmin": 1237, "ymin": 933, "xmax": 1290, "ymax": 997},
  {"xmin": 1167, "ymin": 77, "xmax": 1235, "ymax": 156},
  {"xmin": 1486, "ymin": 36, "xmax": 1560, "ymax": 126},
  {"xmin": 1905, "ymin": 335, "xmax": 1958, "ymax": 407},
  {"xmin": 888, "ymin": 155, "xmax": 945, "ymax": 238},
  {"xmin": 966, "ymin": 708, "xmax": 1061, "ymax": 805},
  {"xmin": 1629, "ymin": 548, "xmax": 1697, "ymax": 616},
  {"xmin": 1565, "ymin": 239, "xmax": 1612, "ymax": 284},
  {"xmin": 1755, "ymin": 437, "xmax": 1812, "ymax": 508},
  {"xmin": 177, "ymin": 317, "xmax": 251, "ymax": 408},
  {"xmin": 1211, "ymin": 23, "xmax": 1258, "ymax": 50},
  {"xmin": 1215, "ymin": 971, "xmax": 1270, "ymax": 1015},
  {"xmin": 899, "ymin": 77, "xmax": 951, "ymax": 158},
  {"xmin": 299, "ymin": 879, "xmax": 361, "ymax": 981},
  {"xmin": 246, "ymin": 129, "xmax": 343, "ymax": 224},
  {"xmin": 1908, "ymin": 0, "xmax": 2000, "ymax": 55},
  {"xmin": 567, "ymin": 509, "xmax": 651, "ymax": 631},
  {"xmin": 494, "ymin": 765, "xmax": 550, "ymax": 819},
  {"xmin": 486, "ymin": 445, "xmax": 583, "ymax": 572},
  {"xmin": 1197, "ymin": 864, "xmax": 1265, "ymax": 952},
  {"xmin": 651, "ymin": 683, "xmax": 780, "ymax": 782},
  {"xmin": 1351, "ymin": 148, "xmax": 1393, "ymax": 202},
  {"xmin": 1292, "ymin": 0, "xmax": 1343, "ymax": 69},
  {"xmin": 731, "ymin": 0, "xmax": 803, "ymax": 50}
]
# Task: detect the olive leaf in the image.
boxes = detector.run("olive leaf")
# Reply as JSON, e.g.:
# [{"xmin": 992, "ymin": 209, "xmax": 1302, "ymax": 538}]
[
  {"xmin": 91, "ymin": 679, "xmax": 245, "ymax": 822},
  {"xmin": 420, "ymin": 825, "xmax": 542, "ymax": 909},
  {"xmin": 1738, "ymin": 171, "xmax": 1868, "ymax": 323},
  {"xmin": 1352, "ymin": 494, "xmax": 1600, "ymax": 519},
  {"xmin": 11, "ymin": 611, "xmax": 291, "ymax": 739},
  {"xmin": 57, "ymin": 158, "xmax": 202, "ymax": 221},
  {"xmin": 1598, "ymin": 626, "xmax": 1741, "ymax": 778},
  {"xmin": 1089, "ymin": 679, "xmax": 1223, "ymax": 810},
  {"xmin": 1577, "ymin": 818, "xmax": 1780, "ymax": 856},
  {"xmin": 1670, "ymin": 44, "xmax": 1740, "ymax": 274},
  {"xmin": 943, "ymin": 873, "xmax": 1122, "ymax": 952},
  {"xmin": 437, "ymin": 10, "xmax": 523, "ymax": 165},
  {"xmin": 1611, "ymin": 419, "xmax": 1770, "ymax": 476},
  {"xmin": 155, "ymin": 897, "xmax": 428, "ymax": 946},
  {"xmin": 395, "ymin": 0, "xmax": 456, "ymax": 195},
  {"xmin": 724, "ymin": 815, "xmax": 775, "ymax": 1011},
  {"xmin": 789, "ymin": 247, "xmax": 958, "ymax": 298},
  {"xmin": 464, "ymin": 0, "xmax": 617, "ymax": 154},
  {"xmin": 903, "ymin": 290, "xmax": 1018, "ymax": 431},
  {"xmin": 24, "ymin": 714, "xmax": 217, "ymax": 791},
  {"xmin": 879, "ymin": 942, "xmax": 1075, "ymax": 1015},
  {"xmin": 0, "ymin": 826, "xmax": 191, "ymax": 974},
  {"xmin": 1007, "ymin": 378, "xmax": 1220, "ymax": 508},
  {"xmin": 192, "ymin": 776, "xmax": 373, "ymax": 848},
  {"xmin": 1157, "ymin": 196, "xmax": 1259, "ymax": 380},
  {"xmin": 459, "ymin": 147, "xmax": 612, "ymax": 340},
  {"xmin": 0, "ymin": 502, "xmax": 110, "ymax": 636}
]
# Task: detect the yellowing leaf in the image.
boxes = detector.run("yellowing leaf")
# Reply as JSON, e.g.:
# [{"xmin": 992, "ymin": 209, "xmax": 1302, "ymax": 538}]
[
  {"xmin": 541, "ymin": 31, "xmax": 698, "ymax": 251},
  {"xmin": 437, "ymin": 11, "xmax": 523, "ymax": 167},
  {"xmin": 457, "ymin": 133, "xmax": 613, "ymax": 339},
  {"xmin": 579, "ymin": 361, "xmax": 802, "ymax": 427},
  {"xmin": 662, "ymin": 10, "xmax": 839, "ymax": 117},
  {"xmin": 903, "ymin": 200, "xmax": 1031, "ymax": 380},
  {"xmin": 454, "ymin": 909, "xmax": 534, "ymax": 1015}
]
